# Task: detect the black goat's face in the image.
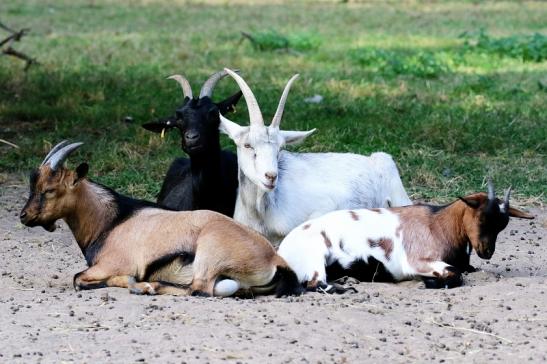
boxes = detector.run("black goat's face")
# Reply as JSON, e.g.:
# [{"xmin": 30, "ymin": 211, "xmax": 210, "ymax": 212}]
[
  {"xmin": 460, "ymin": 186, "xmax": 534, "ymax": 260},
  {"xmin": 143, "ymin": 93, "xmax": 242, "ymax": 156}
]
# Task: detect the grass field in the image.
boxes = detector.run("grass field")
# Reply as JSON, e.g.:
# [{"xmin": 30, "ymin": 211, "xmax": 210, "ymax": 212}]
[{"xmin": 1, "ymin": 0, "xmax": 545, "ymax": 202}]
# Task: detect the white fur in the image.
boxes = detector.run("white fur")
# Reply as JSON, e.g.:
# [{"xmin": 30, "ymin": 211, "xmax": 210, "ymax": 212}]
[
  {"xmin": 220, "ymin": 69, "xmax": 412, "ymax": 244},
  {"xmin": 278, "ymin": 209, "xmax": 421, "ymax": 284}
]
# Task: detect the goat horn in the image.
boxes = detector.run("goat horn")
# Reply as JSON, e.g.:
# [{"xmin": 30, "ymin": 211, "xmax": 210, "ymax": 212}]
[
  {"xmin": 223, "ymin": 68, "xmax": 264, "ymax": 128},
  {"xmin": 487, "ymin": 177, "xmax": 495, "ymax": 201},
  {"xmin": 271, "ymin": 74, "xmax": 299, "ymax": 129},
  {"xmin": 199, "ymin": 69, "xmax": 240, "ymax": 99},
  {"xmin": 167, "ymin": 74, "xmax": 193, "ymax": 100},
  {"xmin": 504, "ymin": 186, "xmax": 512, "ymax": 212},
  {"xmin": 41, "ymin": 140, "xmax": 69, "ymax": 166},
  {"xmin": 47, "ymin": 142, "xmax": 84, "ymax": 171}
]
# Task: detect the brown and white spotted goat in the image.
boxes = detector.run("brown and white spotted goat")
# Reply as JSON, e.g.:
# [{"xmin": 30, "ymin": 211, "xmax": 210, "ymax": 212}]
[
  {"xmin": 278, "ymin": 180, "xmax": 534, "ymax": 290},
  {"xmin": 20, "ymin": 141, "xmax": 303, "ymax": 297}
]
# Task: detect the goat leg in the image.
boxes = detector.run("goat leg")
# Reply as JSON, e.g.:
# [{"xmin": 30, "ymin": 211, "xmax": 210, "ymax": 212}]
[{"xmin": 73, "ymin": 267, "xmax": 133, "ymax": 291}]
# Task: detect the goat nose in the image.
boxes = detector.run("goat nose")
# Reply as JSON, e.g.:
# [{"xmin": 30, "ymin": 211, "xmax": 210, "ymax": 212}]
[
  {"xmin": 265, "ymin": 172, "xmax": 277, "ymax": 181},
  {"xmin": 20, "ymin": 211, "xmax": 27, "ymax": 219},
  {"xmin": 185, "ymin": 132, "xmax": 199, "ymax": 141}
]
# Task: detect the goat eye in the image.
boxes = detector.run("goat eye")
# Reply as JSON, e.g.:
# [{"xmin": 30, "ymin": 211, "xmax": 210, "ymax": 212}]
[{"xmin": 43, "ymin": 189, "xmax": 55, "ymax": 196}]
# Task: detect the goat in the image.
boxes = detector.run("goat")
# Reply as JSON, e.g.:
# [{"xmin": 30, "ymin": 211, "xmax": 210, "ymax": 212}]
[
  {"xmin": 219, "ymin": 68, "xmax": 412, "ymax": 245},
  {"xmin": 19, "ymin": 141, "xmax": 303, "ymax": 297},
  {"xmin": 277, "ymin": 179, "xmax": 534, "ymax": 291},
  {"xmin": 142, "ymin": 70, "xmax": 242, "ymax": 216}
]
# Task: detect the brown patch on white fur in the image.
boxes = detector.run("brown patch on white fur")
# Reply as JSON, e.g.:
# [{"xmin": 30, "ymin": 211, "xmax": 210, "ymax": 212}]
[
  {"xmin": 321, "ymin": 231, "xmax": 332, "ymax": 248},
  {"xmin": 349, "ymin": 210, "xmax": 359, "ymax": 221},
  {"xmin": 302, "ymin": 223, "xmax": 311, "ymax": 230},
  {"xmin": 307, "ymin": 271, "xmax": 319, "ymax": 289},
  {"xmin": 369, "ymin": 208, "xmax": 382, "ymax": 213},
  {"xmin": 368, "ymin": 238, "xmax": 394, "ymax": 260}
]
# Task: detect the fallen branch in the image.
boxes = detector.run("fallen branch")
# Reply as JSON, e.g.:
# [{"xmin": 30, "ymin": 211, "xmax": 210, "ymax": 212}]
[
  {"xmin": 0, "ymin": 20, "xmax": 37, "ymax": 70},
  {"xmin": 0, "ymin": 138, "xmax": 20, "ymax": 148},
  {"xmin": 429, "ymin": 319, "xmax": 512, "ymax": 343}
]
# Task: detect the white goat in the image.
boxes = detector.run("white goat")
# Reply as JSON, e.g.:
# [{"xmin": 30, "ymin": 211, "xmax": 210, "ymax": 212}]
[{"xmin": 219, "ymin": 68, "xmax": 412, "ymax": 244}]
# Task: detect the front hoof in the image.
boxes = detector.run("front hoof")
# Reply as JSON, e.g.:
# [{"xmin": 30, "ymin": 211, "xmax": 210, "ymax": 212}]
[{"xmin": 191, "ymin": 290, "xmax": 211, "ymax": 297}]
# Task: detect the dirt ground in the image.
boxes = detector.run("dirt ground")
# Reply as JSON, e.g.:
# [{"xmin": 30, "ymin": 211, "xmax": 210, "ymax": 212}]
[{"xmin": 1, "ymin": 176, "xmax": 546, "ymax": 364}]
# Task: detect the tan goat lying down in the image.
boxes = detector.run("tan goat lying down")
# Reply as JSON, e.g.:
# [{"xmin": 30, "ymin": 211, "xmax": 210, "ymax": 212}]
[{"xmin": 20, "ymin": 141, "xmax": 303, "ymax": 297}]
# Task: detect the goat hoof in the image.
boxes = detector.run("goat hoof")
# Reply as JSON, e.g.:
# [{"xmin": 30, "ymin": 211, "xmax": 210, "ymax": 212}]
[
  {"xmin": 191, "ymin": 290, "xmax": 211, "ymax": 297},
  {"xmin": 129, "ymin": 287, "xmax": 144, "ymax": 295}
]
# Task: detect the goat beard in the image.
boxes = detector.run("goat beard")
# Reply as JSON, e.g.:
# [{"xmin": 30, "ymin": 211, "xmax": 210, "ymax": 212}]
[{"xmin": 42, "ymin": 221, "xmax": 57, "ymax": 232}]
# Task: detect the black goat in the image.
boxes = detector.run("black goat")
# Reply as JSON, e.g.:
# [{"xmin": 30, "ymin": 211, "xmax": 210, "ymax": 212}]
[{"xmin": 143, "ymin": 70, "xmax": 242, "ymax": 216}]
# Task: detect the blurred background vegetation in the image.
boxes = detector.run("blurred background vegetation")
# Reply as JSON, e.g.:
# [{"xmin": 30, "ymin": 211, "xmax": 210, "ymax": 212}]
[{"xmin": 0, "ymin": 0, "xmax": 545, "ymax": 202}]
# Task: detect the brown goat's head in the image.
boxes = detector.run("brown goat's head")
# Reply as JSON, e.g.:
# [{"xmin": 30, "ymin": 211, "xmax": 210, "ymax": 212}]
[
  {"xmin": 20, "ymin": 141, "xmax": 88, "ymax": 232},
  {"xmin": 459, "ymin": 179, "xmax": 534, "ymax": 259}
]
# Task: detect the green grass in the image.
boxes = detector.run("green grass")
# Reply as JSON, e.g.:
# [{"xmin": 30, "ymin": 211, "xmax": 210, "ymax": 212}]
[{"xmin": 1, "ymin": 0, "xmax": 546, "ymax": 203}]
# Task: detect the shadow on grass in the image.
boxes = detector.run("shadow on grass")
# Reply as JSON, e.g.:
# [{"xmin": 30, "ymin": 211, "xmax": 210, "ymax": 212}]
[{"xmin": 0, "ymin": 41, "xmax": 545, "ymax": 201}]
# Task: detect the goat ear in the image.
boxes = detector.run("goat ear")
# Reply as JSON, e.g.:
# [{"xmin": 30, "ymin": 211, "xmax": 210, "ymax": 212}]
[
  {"xmin": 216, "ymin": 91, "xmax": 243, "ymax": 115},
  {"xmin": 142, "ymin": 121, "xmax": 175, "ymax": 134},
  {"xmin": 73, "ymin": 163, "xmax": 89, "ymax": 185},
  {"xmin": 280, "ymin": 129, "xmax": 316, "ymax": 145},
  {"xmin": 507, "ymin": 207, "xmax": 534, "ymax": 219},
  {"xmin": 458, "ymin": 196, "xmax": 481, "ymax": 209},
  {"xmin": 219, "ymin": 113, "xmax": 247, "ymax": 141}
]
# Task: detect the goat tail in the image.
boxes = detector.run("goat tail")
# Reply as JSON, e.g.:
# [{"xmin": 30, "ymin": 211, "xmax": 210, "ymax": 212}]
[
  {"xmin": 273, "ymin": 256, "xmax": 305, "ymax": 297},
  {"xmin": 384, "ymin": 158, "xmax": 413, "ymax": 207}
]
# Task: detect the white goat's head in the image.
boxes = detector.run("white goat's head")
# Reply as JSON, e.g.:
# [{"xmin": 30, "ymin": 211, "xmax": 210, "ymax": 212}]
[{"xmin": 219, "ymin": 68, "xmax": 315, "ymax": 191}]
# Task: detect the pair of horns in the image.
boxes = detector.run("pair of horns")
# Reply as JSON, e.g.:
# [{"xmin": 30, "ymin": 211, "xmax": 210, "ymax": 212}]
[
  {"xmin": 41, "ymin": 140, "xmax": 83, "ymax": 171},
  {"xmin": 167, "ymin": 69, "xmax": 236, "ymax": 100},
  {"xmin": 222, "ymin": 67, "xmax": 299, "ymax": 130},
  {"xmin": 486, "ymin": 178, "xmax": 512, "ymax": 211}
]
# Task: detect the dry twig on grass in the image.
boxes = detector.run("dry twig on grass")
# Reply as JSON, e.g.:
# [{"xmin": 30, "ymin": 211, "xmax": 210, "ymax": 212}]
[
  {"xmin": 428, "ymin": 319, "xmax": 512, "ymax": 344},
  {"xmin": 0, "ymin": 20, "xmax": 37, "ymax": 70}
]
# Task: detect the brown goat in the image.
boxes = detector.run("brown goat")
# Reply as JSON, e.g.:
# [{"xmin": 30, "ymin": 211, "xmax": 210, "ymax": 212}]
[{"xmin": 20, "ymin": 141, "xmax": 303, "ymax": 297}]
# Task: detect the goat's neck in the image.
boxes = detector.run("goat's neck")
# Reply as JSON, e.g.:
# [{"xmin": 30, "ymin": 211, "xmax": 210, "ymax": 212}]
[
  {"xmin": 64, "ymin": 181, "xmax": 116, "ymax": 252},
  {"xmin": 189, "ymin": 142, "xmax": 222, "ymax": 191},
  {"xmin": 237, "ymin": 170, "xmax": 272, "ymax": 215},
  {"xmin": 431, "ymin": 201, "xmax": 469, "ymax": 250}
]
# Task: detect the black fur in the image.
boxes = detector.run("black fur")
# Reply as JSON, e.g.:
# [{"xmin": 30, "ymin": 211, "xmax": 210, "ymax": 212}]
[
  {"xmin": 274, "ymin": 266, "xmax": 305, "ymax": 297},
  {"xmin": 81, "ymin": 181, "xmax": 167, "ymax": 266},
  {"xmin": 141, "ymin": 251, "xmax": 195, "ymax": 281},
  {"xmin": 326, "ymin": 257, "xmax": 395, "ymax": 283},
  {"xmin": 422, "ymin": 266, "xmax": 463, "ymax": 289},
  {"xmin": 143, "ymin": 89, "xmax": 242, "ymax": 217}
]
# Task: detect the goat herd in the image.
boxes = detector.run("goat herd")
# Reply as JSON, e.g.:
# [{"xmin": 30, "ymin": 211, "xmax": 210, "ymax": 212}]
[{"xmin": 19, "ymin": 68, "xmax": 534, "ymax": 298}]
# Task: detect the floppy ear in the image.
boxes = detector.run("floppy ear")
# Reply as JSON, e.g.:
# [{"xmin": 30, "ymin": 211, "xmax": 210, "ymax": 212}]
[
  {"xmin": 507, "ymin": 207, "xmax": 534, "ymax": 219},
  {"xmin": 73, "ymin": 163, "xmax": 89, "ymax": 186},
  {"xmin": 216, "ymin": 91, "xmax": 243, "ymax": 115},
  {"xmin": 141, "ymin": 120, "xmax": 176, "ymax": 134},
  {"xmin": 458, "ymin": 196, "xmax": 481, "ymax": 209},
  {"xmin": 219, "ymin": 113, "xmax": 248, "ymax": 141},
  {"xmin": 280, "ymin": 129, "xmax": 316, "ymax": 146}
]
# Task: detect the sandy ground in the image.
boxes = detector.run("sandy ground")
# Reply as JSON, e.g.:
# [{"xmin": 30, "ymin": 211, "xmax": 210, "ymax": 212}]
[{"xmin": 1, "ymin": 176, "xmax": 546, "ymax": 363}]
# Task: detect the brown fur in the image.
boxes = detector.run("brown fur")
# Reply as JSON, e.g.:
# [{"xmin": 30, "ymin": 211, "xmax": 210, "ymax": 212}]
[
  {"xmin": 368, "ymin": 238, "xmax": 394, "ymax": 260},
  {"xmin": 321, "ymin": 231, "xmax": 332, "ymax": 248},
  {"xmin": 348, "ymin": 210, "xmax": 359, "ymax": 221},
  {"xmin": 302, "ymin": 223, "xmax": 311, "ymax": 230},
  {"xmin": 22, "ymin": 164, "xmax": 296, "ymax": 297}
]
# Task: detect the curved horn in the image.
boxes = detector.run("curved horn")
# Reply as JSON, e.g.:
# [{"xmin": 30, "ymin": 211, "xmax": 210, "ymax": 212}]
[
  {"xmin": 47, "ymin": 142, "xmax": 84, "ymax": 171},
  {"xmin": 503, "ymin": 186, "xmax": 512, "ymax": 212},
  {"xmin": 199, "ymin": 70, "xmax": 226, "ymax": 99},
  {"xmin": 271, "ymin": 74, "xmax": 299, "ymax": 129},
  {"xmin": 224, "ymin": 68, "xmax": 264, "ymax": 128},
  {"xmin": 41, "ymin": 140, "xmax": 69, "ymax": 166},
  {"xmin": 167, "ymin": 74, "xmax": 193, "ymax": 100},
  {"xmin": 487, "ymin": 177, "xmax": 495, "ymax": 201}
]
